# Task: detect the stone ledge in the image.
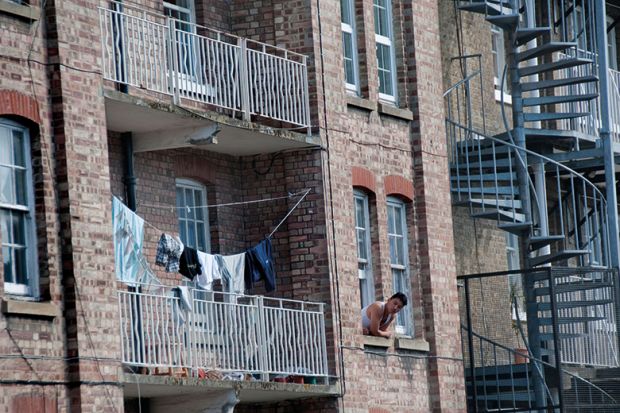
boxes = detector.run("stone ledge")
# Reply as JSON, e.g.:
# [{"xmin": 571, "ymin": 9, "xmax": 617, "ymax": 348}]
[
  {"xmin": 394, "ymin": 337, "xmax": 430, "ymax": 352},
  {"xmin": 0, "ymin": 0, "xmax": 40, "ymax": 21},
  {"xmin": 1, "ymin": 299, "xmax": 61, "ymax": 318},
  {"xmin": 362, "ymin": 335, "xmax": 391, "ymax": 348},
  {"xmin": 377, "ymin": 102, "xmax": 414, "ymax": 121},
  {"xmin": 346, "ymin": 95, "xmax": 377, "ymax": 112}
]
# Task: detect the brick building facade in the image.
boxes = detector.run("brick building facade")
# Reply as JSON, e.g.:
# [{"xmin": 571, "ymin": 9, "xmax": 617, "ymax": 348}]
[{"xmin": 0, "ymin": 0, "xmax": 470, "ymax": 412}]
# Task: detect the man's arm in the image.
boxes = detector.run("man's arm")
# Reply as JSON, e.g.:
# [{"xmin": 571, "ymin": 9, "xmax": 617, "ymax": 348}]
[{"xmin": 368, "ymin": 303, "xmax": 392, "ymax": 338}]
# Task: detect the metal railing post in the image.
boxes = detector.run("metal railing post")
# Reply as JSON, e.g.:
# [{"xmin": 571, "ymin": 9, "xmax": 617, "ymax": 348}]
[
  {"xmin": 319, "ymin": 302, "xmax": 329, "ymax": 384},
  {"xmin": 239, "ymin": 38, "xmax": 251, "ymax": 122},
  {"xmin": 256, "ymin": 296, "xmax": 269, "ymax": 381},
  {"xmin": 548, "ymin": 268, "xmax": 566, "ymax": 412},
  {"xmin": 464, "ymin": 278, "xmax": 479, "ymax": 413},
  {"xmin": 167, "ymin": 18, "xmax": 180, "ymax": 104},
  {"xmin": 302, "ymin": 55, "xmax": 312, "ymax": 137}
]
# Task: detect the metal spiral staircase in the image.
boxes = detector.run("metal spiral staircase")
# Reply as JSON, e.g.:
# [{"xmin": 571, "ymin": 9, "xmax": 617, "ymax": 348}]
[{"xmin": 448, "ymin": 0, "xmax": 620, "ymax": 411}]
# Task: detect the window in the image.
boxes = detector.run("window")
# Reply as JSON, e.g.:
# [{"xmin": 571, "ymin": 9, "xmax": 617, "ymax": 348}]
[
  {"xmin": 341, "ymin": 0, "xmax": 359, "ymax": 93},
  {"xmin": 354, "ymin": 190, "xmax": 374, "ymax": 309},
  {"xmin": 0, "ymin": 120, "xmax": 38, "ymax": 297},
  {"xmin": 164, "ymin": 0, "xmax": 197, "ymax": 78},
  {"xmin": 176, "ymin": 179, "xmax": 210, "ymax": 252},
  {"xmin": 387, "ymin": 198, "xmax": 411, "ymax": 336},
  {"xmin": 608, "ymin": 16, "xmax": 617, "ymax": 71},
  {"xmin": 506, "ymin": 232, "xmax": 526, "ymax": 320},
  {"xmin": 374, "ymin": 0, "xmax": 397, "ymax": 102},
  {"xmin": 491, "ymin": 25, "xmax": 511, "ymax": 102}
]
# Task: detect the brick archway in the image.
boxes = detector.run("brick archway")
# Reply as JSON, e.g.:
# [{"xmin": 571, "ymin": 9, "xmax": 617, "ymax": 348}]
[
  {"xmin": 0, "ymin": 90, "xmax": 41, "ymax": 123},
  {"xmin": 384, "ymin": 175, "xmax": 414, "ymax": 201}
]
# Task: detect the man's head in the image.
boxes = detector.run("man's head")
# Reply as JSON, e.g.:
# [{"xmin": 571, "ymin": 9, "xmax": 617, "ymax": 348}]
[{"xmin": 386, "ymin": 292, "xmax": 408, "ymax": 314}]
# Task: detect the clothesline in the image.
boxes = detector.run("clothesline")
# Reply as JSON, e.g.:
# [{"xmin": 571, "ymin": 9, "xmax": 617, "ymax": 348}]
[
  {"xmin": 139, "ymin": 189, "xmax": 309, "ymax": 211},
  {"xmin": 125, "ymin": 188, "xmax": 312, "ymax": 241}
]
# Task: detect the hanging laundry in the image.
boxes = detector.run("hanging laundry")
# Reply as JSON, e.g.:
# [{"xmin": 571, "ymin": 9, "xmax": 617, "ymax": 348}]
[
  {"xmin": 155, "ymin": 233, "xmax": 184, "ymax": 273},
  {"xmin": 112, "ymin": 196, "xmax": 146, "ymax": 284},
  {"xmin": 219, "ymin": 253, "xmax": 246, "ymax": 295},
  {"xmin": 245, "ymin": 238, "xmax": 276, "ymax": 292},
  {"xmin": 179, "ymin": 246, "xmax": 202, "ymax": 281},
  {"xmin": 196, "ymin": 251, "xmax": 222, "ymax": 291}
]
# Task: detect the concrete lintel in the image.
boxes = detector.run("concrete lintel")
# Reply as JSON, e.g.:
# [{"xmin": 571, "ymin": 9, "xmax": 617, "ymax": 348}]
[
  {"xmin": 362, "ymin": 335, "xmax": 391, "ymax": 348},
  {"xmin": 1, "ymin": 299, "xmax": 61, "ymax": 318}
]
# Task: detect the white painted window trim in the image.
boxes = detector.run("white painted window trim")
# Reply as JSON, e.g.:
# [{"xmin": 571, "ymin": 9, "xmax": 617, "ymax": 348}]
[
  {"xmin": 491, "ymin": 25, "xmax": 512, "ymax": 104},
  {"xmin": 374, "ymin": 0, "xmax": 397, "ymax": 103},
  {"xmin": 608, "ymin": 15, "xmax": 618, "ymax": 71},
  {"xmin": 0, "ymin": 119, "xmax": 39, "ymax": 298},
  {"xmin": 354, "ymin": 190, "xmax": 374, "ymax": 309},
  {"xmin": 387, "ymin": 197, "xmax": 412, "ymax": 337},
  {"xmin": 175, "ymin": 178, "xmax": 211, "ymax": 253},
  {"xmin": 341, "ymin": 0, "xmax": 360, "ymax": 94}
]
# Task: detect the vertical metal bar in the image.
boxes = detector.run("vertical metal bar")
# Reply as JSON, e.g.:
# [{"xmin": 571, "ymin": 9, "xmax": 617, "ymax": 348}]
[
  {"xmin": 548, "ymin": 268, "xmax": 566, "ymax": 412},
  {"xmin": 464, "ymin": 278, "xmax": 478, "ymax": 413}
]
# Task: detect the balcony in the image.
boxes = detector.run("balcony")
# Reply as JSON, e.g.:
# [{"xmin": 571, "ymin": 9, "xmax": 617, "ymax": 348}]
[
  {"xmin": 118, "ymin": 286, "xmax": 334, "ymax": 407},
  {"xmin": 98, "ymin": 2, "xmax": 314, "ymax": 155}
]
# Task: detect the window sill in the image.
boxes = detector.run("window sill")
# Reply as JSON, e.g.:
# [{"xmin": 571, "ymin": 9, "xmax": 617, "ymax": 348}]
[
  {"xmin": 362, "ymin": 335, "xmax": 391, "ymax": 348},
  {"xmin": 0, "ymin": 1, "xmax": 40, "ymax": 21},
  {"xmin": 494, "ymin": 89, "xmax": 512, "ymax": 105},
  {"xmin": 346, "ymin": 95, "xmax": 377, "ymax": 112},
  {"xmin": 1, "ymin": 299, "xmax": 60, "ymax": 319},
  {"xmin": 377, "ymin": 102, "xmax": 413, "ymax": 121},
  {"xmin": 394, "ymin": 337, "xmax": 430, "ymax": 352}
]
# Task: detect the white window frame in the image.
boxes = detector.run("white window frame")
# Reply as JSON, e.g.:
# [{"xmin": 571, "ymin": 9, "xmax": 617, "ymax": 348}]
[
  {"xmin": 176, "ymin": 178, "xmax": 210, "ymax": 252},
  {"xmin": 341, "ymin": 0, "xmax": 360, "ymax": 94},
  {"xmin": 354, "ymin": 190, "xmax": 374, "ymax": 309},
  {"xmin": 491, "ymin": 25, "xmax": 512, "ymax": 104},
  {"xmin": 506, "ymin": 232, "xmax": 526, "ymax": 320},
  {"xmin": 373, "ymin": 0, "xmax": 397, "ymax": 103},
  {"xmin": 387, "ymin": 197, "xmax": 412, "ymax": 336},
  {"xmin": 0, "ymin": 119, "xmax": 38, "ymax": 297}
]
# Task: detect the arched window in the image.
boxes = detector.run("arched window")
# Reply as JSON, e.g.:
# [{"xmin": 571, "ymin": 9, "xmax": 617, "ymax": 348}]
[
  {"xmin": 175, "ymin": 178, "xmax": 210, "ymax": 252},
  {"xmin": 0, "ymin": 119, "xmax": 38, "ymax": 296},
  {"xmin": 387, "ymin": 196, "xmax": 412, "ymax": 336}
]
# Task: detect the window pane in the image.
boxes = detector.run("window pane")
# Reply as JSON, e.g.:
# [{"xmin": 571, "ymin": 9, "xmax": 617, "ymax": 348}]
[
  {"xmin": 0, "ymin": 166, "xmax": 14, "ymax": 204},
  {"xmin": 14, "ymin": 247, "xmax": 27, "ymax": 285},
  {"xmin": 11, "ymin": 212, "xmax": 25, "ymax": 245},
  {"xmin": 341, "ymin": 0, "xmax": 351, "ymax": 24},
  {"xmin": 343, "ymin": 32, "xmax": 355, "ymax": 84},
  {"xmin": 12, "ymin": 130, "xmax": 25, "ymax": 167},
  {"xmin": 0, "ymin": 209, "xmax": 10, "ymax": 243},
  {"xmin": 3, "ymin": 246, "xmax": 12, "ymax": 283},
  {"xmin": 176, "ymin": 187, "xmax": 186, "ymax": 219},
  {"xmin": 0, "ymin": 128, "xmax": 10, "ymax": 165},
  {"xmin": 197, "ymin": 222, "xmax": 206, "ymax": 250},
  {"xmin": 194, "ymin": 193, "xmax": 204, "ymax": 221},
  {"xmin": 387, "ymin": 206, "xmax": 395, "ymax": 233},
  {"xmin": 185, "ymin": 188, "xmax": 195, "ymax": 220},
  {"xmin": 179, "ymin": 220, "xmax": 187, "ymax": 244},
  {"xmin": 357, "ymin": 228, "xmax": 367, "ymax": 260},
  {"xmin": 187, "ymin": 220, "xmax": 196, "ymax": 248},
  {"xmin": 377, "ymin": 44, "xmax": 393, "ymax": 96},
  {"xmin": 395, "ymin": 237, "xmax": 404, "ymax": 265},
  {"xmin": 15, "ymin": 169, "xmax": 26, "ymax": 206},
  {"xmin": 373, "ymin": 0, "xmax": 389, "ymax": 37}
]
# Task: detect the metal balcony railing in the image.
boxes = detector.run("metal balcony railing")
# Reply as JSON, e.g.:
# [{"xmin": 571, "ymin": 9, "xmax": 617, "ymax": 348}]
[
  {"xmin": 118, "ymin": 286, "xmax": 329, "ymax": 380},
  {"xmin": 98, "ymin": 2, "xmax": 311, "ymax": 131}
]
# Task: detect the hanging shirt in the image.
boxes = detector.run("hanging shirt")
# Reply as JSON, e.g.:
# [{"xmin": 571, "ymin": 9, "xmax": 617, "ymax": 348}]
[
  {"xmin": 179, "ymin": 247, "xmax": 202, "ymax": 280},
  {"xmin": 219, "ymin": 253, "xmax": 246, "ymax": 295},
  {"xmin": 155, "ymin": 233, "xmax": 184, "ymax": 273},
  {"xmin": 112, "ymin": 196, "xmax": 145, "ymax": 284},
  {"xmin": 245, "ymin": 238, "xmax": 276, "ymax": 292},
  {"xmin": 196, "ymin": 251, "xmax": 221, "ymax": 290}
]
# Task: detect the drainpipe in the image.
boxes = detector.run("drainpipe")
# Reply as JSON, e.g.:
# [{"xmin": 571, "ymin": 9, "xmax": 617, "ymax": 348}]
[
  {"xmin": 122, "ymin": 132, "xmax": 137, "ymax": 211},
  {"xmin": 595, "ymin": 0, "xmax": 620, "ymax": 270}
]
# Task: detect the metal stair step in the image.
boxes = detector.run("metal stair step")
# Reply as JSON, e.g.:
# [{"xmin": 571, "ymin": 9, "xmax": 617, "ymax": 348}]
[
  {"xmin": 539, "ymin": 332, "xmax": 584, "ymax": 341},
  {"xmin": 536, "ymin": 299, "xmax": 614, "ymax": 311},
  {"xmin": 518, "ymin": 57, "xmax": 592, "ymax": 77},
  {"xmin": 533, "ymin": 280, "xmax": 614, "ymax": 295},
  {"xmin": 498, "ymin": 221, "xmax": 532, "ymax": 235},
  {"xmin": 472, "ymin": 208, "xmax": 525, "ymax": 222},
  {"xmin": 521, "ymin": 75, "xmax": 598, "ymax": 91},
  {"xmin": 529, "ymin": 249, "xmax": 590, "ymax": 267},
  {"xmin": 523, "ymin": 112, "xmax": 589, "ymax": 122},
  {"xmin": 467, "ymin": 377, "xmax": 530, "ymax": 388},
  {"xmin": 515, "ymin": 27, "xmax": 549, "ymax": 46},
  {"xmin": 469, "ymin": 198, "xmax": 522, "ymax": 209},
  {"xmin": 473, "ymin": 391, "xmax": 534, "ymax": 401},
  {"xmin": 538, "ymin": 316, "xmax": 606, "ymax": 326},
  {"xmin": 451, "ymin": 186, "xmax": 518, "ymax": 195},
  {"xmin": 528, "ymin": 235, "xmax": 565, "ymax": 251},
  {"xmin": 522, "ymin": 93, "xmax": 598, "ymax": 107},
  {"xmin": 486, "ymin": 13, "xmax": 519, "ymax": 28},
  {"xmin": 450, "ymin": 158, "xmax": 514, "ymax": 169},
  {"xmin": 468, "ymin": 363, "xmax": 531, "ymax": 377},
  {"xmin": 459, "ymin": 1, "xmax": 513, "ymax": 15},
  {"xmin": 450, "ymin": 172, "xmax": 517, "ymax": 182},
  {"xmin": 458, "ymin": 145, "xmax": 513, "ymax": 159},
  {"xmin": 516, "ymin": 42, "xmax": 577, "ymax": 62}
]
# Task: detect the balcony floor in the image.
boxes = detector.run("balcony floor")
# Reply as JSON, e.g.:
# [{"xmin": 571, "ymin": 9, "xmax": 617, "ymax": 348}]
[
  {"xmin": 122, "ymin": 372, "xmax": 339, "ymax": 404},
  {"xmin": 104, "ymin": 90, "xmax": 319, "ymax": 156}
]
